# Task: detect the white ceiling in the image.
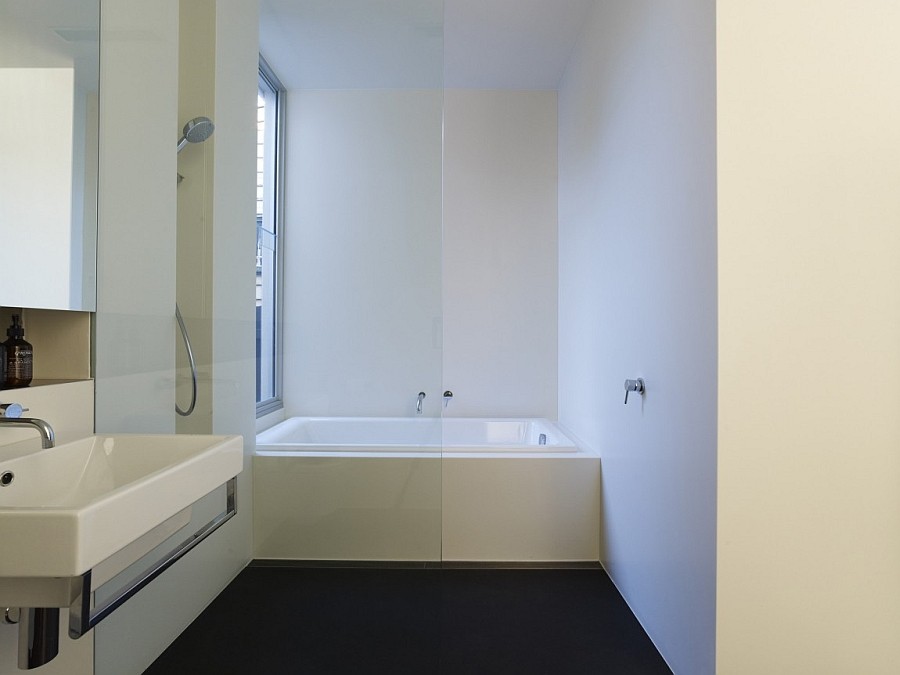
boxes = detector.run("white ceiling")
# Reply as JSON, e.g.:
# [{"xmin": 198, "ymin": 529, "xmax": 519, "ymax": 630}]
[
  {"xmin": 443, "ymin": 0, "xmax": 593, "ymax": 89},
  {"xmin": 259, "ymin": 0, "xmax": 594, "ymax": 90}
]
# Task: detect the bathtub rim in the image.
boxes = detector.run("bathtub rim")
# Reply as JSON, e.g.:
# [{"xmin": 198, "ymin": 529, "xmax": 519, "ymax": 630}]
[{"xmin": 254, "ymin": 416, "xmax": 597, "ymax": 459}]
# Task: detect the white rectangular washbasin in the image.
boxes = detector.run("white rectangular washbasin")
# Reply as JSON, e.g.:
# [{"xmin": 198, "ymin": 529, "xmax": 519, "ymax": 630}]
[{"xmin": 0, "ymin": 433, "xmax": 243, "ymax": 581}]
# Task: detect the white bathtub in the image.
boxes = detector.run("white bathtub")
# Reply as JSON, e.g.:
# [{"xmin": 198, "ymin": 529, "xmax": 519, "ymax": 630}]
[
  {"xmin": 253, "ymin": 417, "xmax": 599, "ymax": 562},
  {"xmin": 255, "ymin": 416, "xmax": 579, "ymax": 456}
]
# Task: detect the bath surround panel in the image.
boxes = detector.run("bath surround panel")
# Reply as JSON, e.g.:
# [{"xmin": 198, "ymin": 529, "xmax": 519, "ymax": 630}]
[{"xmin": 253, "ymin": 417, "xmax": 600, "ymax": 562}]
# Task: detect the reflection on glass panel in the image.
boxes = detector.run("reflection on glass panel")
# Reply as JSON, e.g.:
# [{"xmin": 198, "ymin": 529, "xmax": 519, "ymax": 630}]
[
  {"xmin": 255, "ymin": 0, "xmax": 444, "ymax": 562},
  {"xmin": 0, "ymin": 0, "xmax": 99, "ymax": 311}
]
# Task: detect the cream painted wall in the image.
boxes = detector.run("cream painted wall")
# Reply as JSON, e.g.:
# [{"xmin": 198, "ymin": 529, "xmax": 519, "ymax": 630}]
[
  {"xmin": 175, "ymin": 0, "xmax": 216, "ymax": 435},
  {"xmin": 443, "ymin": 90, "xmax": 558, "ymax": 419},
  {"xmin": 93, "ymin": 1, "xmax": 257, "ymax": 673},
  {"xmin": 94, "ymin": 1, "xmax": 177, "ymax": 434},
  {"xmin": 93, "ymin": 1, "xmax": 180, "ymax": 671},
  {"xmin": 209, "ymin": 0, "xmax": 259, "ymax": 442},
  {"xmin": 717, "ymin": 2, "xmax": 900, "ymax": 672},
  {"xmin": 281, "ymin": 89, "xmax": 444, "ymax": 418},
  {"xmin": 557, "ymin": 1, "xmax": 717, "ymax": 673}
]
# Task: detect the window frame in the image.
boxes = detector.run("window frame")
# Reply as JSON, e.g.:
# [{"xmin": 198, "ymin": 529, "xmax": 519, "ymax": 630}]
[{"xmin": 256, "ymin": 56, "xmax": 285, "ymax": 418}]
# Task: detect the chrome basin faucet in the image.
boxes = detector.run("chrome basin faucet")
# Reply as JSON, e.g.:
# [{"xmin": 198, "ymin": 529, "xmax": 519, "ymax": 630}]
[
  {"xmin": 416, "ymin": 392, "xmax": 426, "ymax": 415},
  {"xmin": 0, "ymin": 404, "xmax": 55, "ymax": 449}
]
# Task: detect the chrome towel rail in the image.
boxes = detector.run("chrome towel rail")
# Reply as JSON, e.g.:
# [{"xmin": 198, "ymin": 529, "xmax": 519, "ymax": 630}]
[{"xmin": 68, "ymin": 477, "xmax": 237, "ymax": 638}]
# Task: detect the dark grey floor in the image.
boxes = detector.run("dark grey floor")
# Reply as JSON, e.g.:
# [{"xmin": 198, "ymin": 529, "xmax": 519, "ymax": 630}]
[{"xmin": 145, "ymin": 565, "xmax": 671, "ymax": 674}]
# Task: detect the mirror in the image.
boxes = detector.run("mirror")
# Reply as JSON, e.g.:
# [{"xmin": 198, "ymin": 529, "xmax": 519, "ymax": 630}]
[{"xmin": 0, "ymin": 0, "xmax": 99, "ymax": 311}]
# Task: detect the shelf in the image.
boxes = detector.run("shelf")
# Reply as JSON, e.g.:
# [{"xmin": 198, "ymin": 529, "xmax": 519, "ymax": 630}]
[
  {"xmin": 0, "ymin": 308, "xmax": 91, "ymax": 383},
  {"xmin": 1, "ymin": 379, "xmax": 92, "ymax": 392}
]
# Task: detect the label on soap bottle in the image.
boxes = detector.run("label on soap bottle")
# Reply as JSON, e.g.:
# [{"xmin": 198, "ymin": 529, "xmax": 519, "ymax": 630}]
[{"xmin": 8, "ymin": 348, "xmax": 32, "ymax": 380}]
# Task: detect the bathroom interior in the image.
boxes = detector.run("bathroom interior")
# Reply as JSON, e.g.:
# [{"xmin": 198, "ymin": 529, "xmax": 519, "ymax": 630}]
[{"xmin": 2, "ymin": 0, "xmax": 900, "ymax": 673}]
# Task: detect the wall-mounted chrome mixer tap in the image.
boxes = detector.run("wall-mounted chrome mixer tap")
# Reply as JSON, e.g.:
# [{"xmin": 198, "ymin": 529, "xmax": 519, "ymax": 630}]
[
  {"xmin": 416, "ymin": 392, "xmax": 426, "ymax": 415},
  {"xmin": 0, "ymin": 403, "xmax": 54, "ymax": 449},
  {"xmin": 624, "ymin": 378, "xmax": 645, "ymax": 405}
]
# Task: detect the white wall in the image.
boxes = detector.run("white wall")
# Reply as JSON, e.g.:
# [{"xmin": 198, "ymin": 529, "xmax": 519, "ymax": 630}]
[
  {"xmin": 717, "ymin": 1, "xmax": 900, "ymax": 672},
  {"xmin": 557, "ymin": 1, "xmax": 717, "ymax": 673},
  {"xmin": 281, "ymin": 88, "xmax": 558, "ymax": 420},
  {"xmin": 443, "ymin": 89, "xmax": 558, "ymax": 419},
  {"xmin": 282, "ymin": 89, "xmax": 444, "ymax": 418}
]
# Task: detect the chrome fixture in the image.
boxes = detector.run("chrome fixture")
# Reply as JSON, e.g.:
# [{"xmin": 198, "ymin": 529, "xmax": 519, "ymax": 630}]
[
  {"xmin": 624, "ymin": 378, "xmax": 645, "ymax": 405},
  {"xmin": 68, "ymin": 477, "xmax": 237, "ymax": 639},
  {"xmin": 18, "ymin": 608, "xmax": 59, "ymax": 669},
  {"xmin": 539, "ymin": 433, "xmax": 547, "ymax": 446},
  {"xmin": 443, "ymin": 391, "xmax": 453, "ymax": 408},
  {"xmin": 0, "ymin": 403, "xmax": 24, "ymax": 418},
  {"xmin": 0, "ymin": 409, "xmax": 54, "ymax": 449},
  {"xmin": 176, "ymin": 116, "xmax": 215, "ymax": 154},
  {"xmin": 174, "ymin": 115, "xmax": 211, "ymax": 413},
  {"xmin": 3, "ymin": 478, "xmax": 236, "ymax": 669},
  {"xmin": 0, "ymin": 403, "xmax": 57, "ymax": 666},
  {"xmin": 175, "ymin": 305, "xmax": 198, "ymax": 417},
  {"xmin": 416, "ymin": 392, "xmax": 426, "ymax": 415}
]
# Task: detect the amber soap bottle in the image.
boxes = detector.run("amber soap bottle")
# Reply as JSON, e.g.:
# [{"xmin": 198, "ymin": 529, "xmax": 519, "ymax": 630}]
[{"xmin": 3, "ymin": 314, "xmax": 33, "ymax": 388}]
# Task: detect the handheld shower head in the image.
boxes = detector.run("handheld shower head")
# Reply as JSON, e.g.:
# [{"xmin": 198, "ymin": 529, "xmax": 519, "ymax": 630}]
[{"xmin": 176, "ymin": 117, "xmax": 215, "ymax": 153}]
